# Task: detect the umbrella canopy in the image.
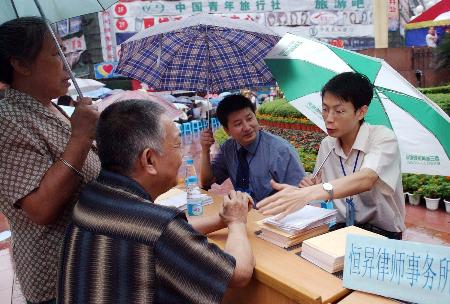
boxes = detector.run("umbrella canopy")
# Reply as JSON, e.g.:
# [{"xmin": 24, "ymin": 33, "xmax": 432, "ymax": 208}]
[
  {"xmin": 68, "ymin": 78, "xmax": 105, "ymax": 96},
  {"xmin": 407, "ymin": 0, "xmax": 450, "ymax": 29},
  {"xmin": 190, "ymin": 95, "xmax": 205, "ymax": 101},
  {"xmin": 81, "ymin": 87, "xmax": 112, "ymax": 99},
  {"xmin": 96, "ymin": 90, "xmax": 182, "ymax": 120},
  {"xmin": 175, "ymin": 97, "xmax": 193, "ymax": 105},
  {"xmin": 116, "ymin": 14, "xmax": 280, "ymax": 92},
  {"xmin": 265, "ymin": 33, "xmax": 450, "ymax": 176},
  {"xmin": 0, "ymin": 0, "xmax": 117, "ymax": 24},
  {"xmin": 160, "ymin": 94, "xmax": 178, "ymax": 103}
]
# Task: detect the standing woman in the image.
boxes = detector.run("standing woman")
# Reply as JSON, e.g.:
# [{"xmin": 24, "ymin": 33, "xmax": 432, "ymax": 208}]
[{"xmin": 0, "ymin": 17, "xmax": 101, "ymax": 304}]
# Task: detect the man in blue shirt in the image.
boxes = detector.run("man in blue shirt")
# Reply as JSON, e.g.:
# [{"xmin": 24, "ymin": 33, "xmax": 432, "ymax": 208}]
[{"xmin": 200, "ymin": 94, "xmax": 305, "ymax": 203}]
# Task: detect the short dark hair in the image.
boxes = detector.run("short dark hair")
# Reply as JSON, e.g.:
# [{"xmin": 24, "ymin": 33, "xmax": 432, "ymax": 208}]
[
  {"xmin": 216, "ymin": 94, "xmax": 256, "ymax": 128},
  {"xmin": 321, "ymin": 72, "xmax": 373, "ymax": 110},
  {"xmin": 96, "ymin": 99, "xmax": 166, "ymax": 175},
  {"xmin": 0, "ymin": 17, "xmax": 49, "ymax": 85}
]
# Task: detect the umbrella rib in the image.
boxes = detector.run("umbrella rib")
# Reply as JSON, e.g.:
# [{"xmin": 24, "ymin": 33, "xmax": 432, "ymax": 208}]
[
  {"xmin": 219, "ymin": 31, "xmax": 279, "ymax": 89},
  {"xmin": 10, "ymin": 0, "xmax": 19, "ymax": 18},
  {"xmin": 95, "ymin": 0, "xmax": 106, "ymax": 10}
]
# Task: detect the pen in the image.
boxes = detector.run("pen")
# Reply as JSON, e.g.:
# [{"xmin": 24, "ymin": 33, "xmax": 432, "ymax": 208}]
[{"xmin": 311, "ymin": 149, "xmax": 333, "ymax": 180}]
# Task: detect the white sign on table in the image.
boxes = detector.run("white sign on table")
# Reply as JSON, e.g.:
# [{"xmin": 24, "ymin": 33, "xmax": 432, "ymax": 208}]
[{"xmin": 343, "ymin": 235, "xmax": 450, "ymax": 304}]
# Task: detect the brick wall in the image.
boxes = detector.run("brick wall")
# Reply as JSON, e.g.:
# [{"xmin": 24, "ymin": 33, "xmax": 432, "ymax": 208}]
[{"xmin": 358, "ymin": 47, "xmax": 450, "ymax": 88}]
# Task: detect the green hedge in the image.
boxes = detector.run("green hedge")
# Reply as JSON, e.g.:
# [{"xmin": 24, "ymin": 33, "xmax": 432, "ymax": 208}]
[
  {"xmin": 257, "ymin": 98, "xmax": 305, "ymax": 119},
  {"xmin": 425, "ymin": 93, "xmax": 450, "ymax": 115},
  {"xmin": 419, "ymin": 84, "xmax": 450, "ymax": 94},
  {"xmin": 257, "ymin": 93, "xmax": 449, "ymax": 117}
]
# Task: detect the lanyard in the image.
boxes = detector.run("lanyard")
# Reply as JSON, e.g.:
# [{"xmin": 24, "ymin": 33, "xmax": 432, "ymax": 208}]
[
  {"xmin": 339, "ymin": 150, "xmax": 361, "ymax": 226},
  {"xmin": 339, "ymin": 150, "xmax": 361, "ymax": 176}
]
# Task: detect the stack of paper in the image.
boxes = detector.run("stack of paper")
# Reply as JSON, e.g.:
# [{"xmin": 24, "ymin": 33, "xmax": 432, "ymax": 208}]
[
  {"xmin": 155, "ymin": 188, "xmax": 213, "ymax": 210},
  {"xmin": 256, "ymin": 221, "xmax": 329, "ymax": 248},
  {"xmin": 301, "ymin": 226, "xmax": 386, "ymax": 273},
  {"xmin": 263, "ymin": 205, "xmax": 338, "ymax": 234},
  {"xmin": 255, "ymin": 205, "xmax": 337, "ymax": 248}
]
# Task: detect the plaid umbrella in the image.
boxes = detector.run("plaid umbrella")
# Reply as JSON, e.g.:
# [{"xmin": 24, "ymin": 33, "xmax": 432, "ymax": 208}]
[{"xmin": 116, "ymin": 14, "xmax": 280, "ymax": 92}]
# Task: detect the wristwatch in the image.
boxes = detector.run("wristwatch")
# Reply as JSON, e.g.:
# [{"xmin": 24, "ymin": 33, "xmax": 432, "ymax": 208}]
[{"xmin": 322, "ymin": 183, "xmax": 334, "ymax": 202}]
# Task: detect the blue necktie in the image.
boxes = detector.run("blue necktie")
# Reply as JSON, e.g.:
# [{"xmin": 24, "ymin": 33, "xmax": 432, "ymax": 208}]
[{"xmin": 236, "ymin": 147, "xmax": 249, "ymax": 192}]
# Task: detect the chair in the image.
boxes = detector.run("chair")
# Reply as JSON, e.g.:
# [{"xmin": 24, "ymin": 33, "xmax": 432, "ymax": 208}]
[
  {"xmin": 182, "ymin": 122, "xmax": 192, "ymax": 134},
  {"xmin": 191, "ymin": 120, "xmax": 202, "ymax": 132},
  {"xmin": 211, "ymin": 117, "xmax": 220, "ymax": 128}
]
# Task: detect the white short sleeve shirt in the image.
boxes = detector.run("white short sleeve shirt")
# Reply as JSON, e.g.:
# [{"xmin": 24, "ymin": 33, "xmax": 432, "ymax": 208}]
[{"xmin": 315, "ymin": 123, "xmax": 406, "ymax": 232}]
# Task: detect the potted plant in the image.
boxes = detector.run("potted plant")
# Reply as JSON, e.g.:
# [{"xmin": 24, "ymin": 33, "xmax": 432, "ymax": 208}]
[
  {"xmin": 441, "ymin": 182, "xmax": 450, "ymax": 213},
  {"xmin": 420, "ymin": 181, "xmax": 441, "ymax": 211},
  {"xmin": 402, "ymin": 174, "xmax": 412, "ymax": 194},
  {"xmin": 403, "ymin": 174, "xmax": 421, "ymax": 205}
]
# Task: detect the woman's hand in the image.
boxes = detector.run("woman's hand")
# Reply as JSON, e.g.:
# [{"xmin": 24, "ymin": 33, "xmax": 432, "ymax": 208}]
[{"xmin": 70, "ymin": 97, "xmax": 99, "ymax": 141}]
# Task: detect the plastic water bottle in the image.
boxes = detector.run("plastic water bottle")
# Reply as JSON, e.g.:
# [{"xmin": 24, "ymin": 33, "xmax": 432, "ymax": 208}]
[
  {"xmin": 184, "ymin": 158, "xmax": 197, "ymax": 187},
  {"xmin": 187, "ymin": 176, "xmax": 203, "ymax": 216},
  {"xmin": 321, "ymin": 200, "xmax": 336, "ymax": 227}
]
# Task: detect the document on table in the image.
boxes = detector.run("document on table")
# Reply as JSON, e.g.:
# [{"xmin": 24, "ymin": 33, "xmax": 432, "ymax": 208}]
[{"xmin": 263, "ymin": 205, "xmax": 337, "ymax": 234}]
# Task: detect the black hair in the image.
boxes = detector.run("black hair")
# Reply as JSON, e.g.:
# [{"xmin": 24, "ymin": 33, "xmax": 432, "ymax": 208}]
[
  {"xmin": 321, "ymin": 72, "xmax": 374, "ymax": 110},
  {"xmin": 216, "ymin": 94, "xmax": 256, "ymax": 128},
  {"xmin": 57, "ymin": 95, "xmax": 73, "ymax": 106},
  {"xmin": 0, "ymin": 17, "xmax": 48, "ymax": 85},
  {"xmin": 96, "ymin": 99, "xmax": 166, "ymax": 175}
]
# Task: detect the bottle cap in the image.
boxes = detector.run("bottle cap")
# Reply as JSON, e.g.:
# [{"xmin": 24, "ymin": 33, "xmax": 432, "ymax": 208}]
[{"xmin": 186, "ymin": 159, "xmax": 194, "ymax": 165}]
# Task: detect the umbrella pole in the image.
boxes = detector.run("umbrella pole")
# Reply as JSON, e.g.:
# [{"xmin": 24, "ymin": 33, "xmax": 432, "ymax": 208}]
[
  {"xmin": 205, "ymin": 26, "xmax": 212, "ymax": 130},
  {"xmin": 33, "ymin": 0, "xmax": 84, "ymax": 98}
]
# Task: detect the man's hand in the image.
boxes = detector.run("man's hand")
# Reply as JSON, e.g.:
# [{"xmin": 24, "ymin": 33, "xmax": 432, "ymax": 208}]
[
  {"xmin": 220, "ymin": 191, "xmax": 251, "ymax": 226},
  {"xmin": 299, "ymin": 171, "xmax": 322, "ymax": 188},
  {"xmin": 257, "ymin": 180, "xmax": 310, "ymax": 220},
  {"xmin": 70, "ymin": 97, "xmax": 99, "ymax": 141},
  {"xmin": 200, "ymin": 129, "xmax": 215, "ymax": 152}
]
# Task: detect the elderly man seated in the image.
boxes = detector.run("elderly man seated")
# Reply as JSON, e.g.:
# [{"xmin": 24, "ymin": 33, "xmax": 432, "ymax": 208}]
[{"xmin": 57, "ymin": 100, "xmax": 254, "ymax": 304}]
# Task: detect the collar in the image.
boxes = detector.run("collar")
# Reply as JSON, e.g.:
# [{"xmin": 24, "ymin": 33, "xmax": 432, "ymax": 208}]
[
  {"xmin": 97, "ymin": 169, "xmax": 151, "ymax": 201},
  {"xmin": 331, "ymin": 123, "xmax": 370, "ymax": 159},
  {"xmin": 236, "ymin": 130, "xmax": 261, "ymax": 155}
]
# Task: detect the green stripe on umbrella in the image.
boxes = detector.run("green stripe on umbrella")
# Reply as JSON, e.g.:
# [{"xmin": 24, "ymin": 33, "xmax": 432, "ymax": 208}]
[{"xmin": 328, "ymin": 45, "xmax": 382, "ymax": 83}]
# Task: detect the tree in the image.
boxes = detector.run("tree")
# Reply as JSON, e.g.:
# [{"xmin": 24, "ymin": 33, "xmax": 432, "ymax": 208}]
[{"xmin": 435, "ymin": 32, "xmax": 450, "ymax": 70}]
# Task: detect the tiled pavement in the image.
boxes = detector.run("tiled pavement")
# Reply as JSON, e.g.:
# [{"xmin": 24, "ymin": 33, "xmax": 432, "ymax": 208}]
[{"xmin": 0, "ymin": 131, "xmax": 448, "ymax": 303}]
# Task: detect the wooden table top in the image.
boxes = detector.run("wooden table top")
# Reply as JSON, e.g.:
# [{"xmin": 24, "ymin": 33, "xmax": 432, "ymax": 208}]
[
  {"xmin": 202, "ymin": 194, "xmax": 350, "ymax": 304},
  {"xmin": 337, "ymin": 291, "xmax": 400, "ymax": 304}
]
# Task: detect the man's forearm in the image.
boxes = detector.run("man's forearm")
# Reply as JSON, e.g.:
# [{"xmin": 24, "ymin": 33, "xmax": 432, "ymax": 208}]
[
  {"xmin": 225, "ymin": 222, "xmax": 254, "ymax": 287},
  {"xmin": 307, "ymin": 168, "xmax": 379, "ymax": 202},
  {"xmin": 188, "ymin": 214, "xmax": 226, "ymax": 234}
]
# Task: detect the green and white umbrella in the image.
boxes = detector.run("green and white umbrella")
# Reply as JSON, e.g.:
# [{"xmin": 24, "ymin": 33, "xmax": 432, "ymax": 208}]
[{"xmin": 265, "ymin": 33, "xmax": 450, "ymax": 176}]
